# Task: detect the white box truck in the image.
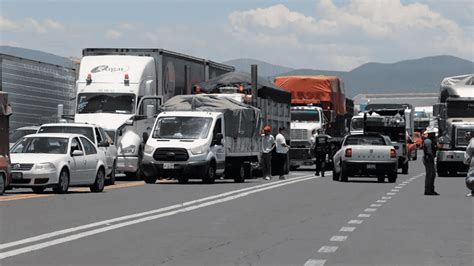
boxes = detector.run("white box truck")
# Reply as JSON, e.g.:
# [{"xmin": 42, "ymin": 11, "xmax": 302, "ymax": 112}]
[
  {"xmin": 142, "ymin": 95, "xmax": 262, "ymax": 184},
  {"xmin": 73, "ymin": 48, "xmax": 234, "ymax": 179}
]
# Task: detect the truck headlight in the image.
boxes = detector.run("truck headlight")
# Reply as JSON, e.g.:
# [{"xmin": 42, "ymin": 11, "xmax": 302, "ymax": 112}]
[
  {"xmin": 144, "ymin": 144, "xmax": 154, "ymax": 155},
  {"xmin": 190, "ymin": 145, "xmax": 208, "ymax": 155},
  {"xmin": 121, "ymin": 145, "xmax": 136, "ymax": 155},
  {"xmin": 35, "ymin": 163, "xmax": 56, "ymax": 171}
]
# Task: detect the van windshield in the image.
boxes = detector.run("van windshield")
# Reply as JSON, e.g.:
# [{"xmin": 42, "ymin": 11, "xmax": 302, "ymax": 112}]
[
  {"xmin": 77, "ymin": 93, "xmax": 135, "ymax": 114},
  {"xmin": 153, "ymin": 117, "xmax": 213, "ymax": 139}
]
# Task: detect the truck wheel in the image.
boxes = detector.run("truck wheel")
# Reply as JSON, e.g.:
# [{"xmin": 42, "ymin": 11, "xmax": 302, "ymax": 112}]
[
  {"xmin": 106, "ymin": 160, "xmax": 116, "ymax": 185},
  {"xmin": 377, "ymin": 175, "xmax": 385, "ymax": 183},
  {"xmin": 143, "ymin": 174, "xmax": 157, "ymax": 184},
  {"xmin": 233, "ymin": 163, "xmax": 245, "ymax": 183},
  {"xmin": 177, "ymin": 176, "xmax": 189, "ymax": 184},
  {"xmin": 202, "ymin": 163, "xmax": 216, "ymax": 184},
  {"xmin": 402, "ymin": 162, "xmax": 408, "ymax": 175},
  {"xmin": 90, "ymin": 168, "xmax": 105, "ymax": 192},
  {"xmin": 53, "ymin": 169, "xmax": 69, "ymax": 194},
  {"xmin": 0, "ymin": 174, "xmax": 5, "ymax": 195},
  {"xmin": 388, "ymin": 173, "xmax": 397, "ymax": 183}
]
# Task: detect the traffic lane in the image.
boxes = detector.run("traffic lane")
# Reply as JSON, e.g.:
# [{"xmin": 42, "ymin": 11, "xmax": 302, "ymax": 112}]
[
  {"xmin": 328, "ymin": 161, "xmax": 472, "ymax": 266},
  {"xmin": 0, "ymin": 172, "xmax": 309, "ymax": 244},
  {"xmin": 1, "ymin": 167, "xmax": 423, "ymax": 265}
]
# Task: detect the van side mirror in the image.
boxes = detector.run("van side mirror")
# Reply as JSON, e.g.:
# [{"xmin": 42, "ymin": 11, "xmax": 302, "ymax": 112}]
[
  {"xmin": 124, "ymin": 119, "xmax": 134, "ymax": 126},
  {"xmin": 214, "ymin": 133, "xmax": 224, "ymax": 145}
]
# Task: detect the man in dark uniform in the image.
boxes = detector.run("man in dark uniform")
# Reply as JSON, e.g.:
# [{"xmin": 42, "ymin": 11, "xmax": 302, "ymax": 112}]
[
  {"xmin": 423, "ymin": 129, "xmax": 439, "ymax": 195},
  {"xmin": 313, "ymin": 130, "xmax": 330, "ymax": 177}
]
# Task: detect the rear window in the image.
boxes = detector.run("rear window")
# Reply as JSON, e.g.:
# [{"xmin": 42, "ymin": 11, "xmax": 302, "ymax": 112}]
[
  {"xmin": 38, "ymin": 126, "xmax": 95, "ymax": 144},
  {"xmin": 345, "ymin": 135, "xmax": 387, "ymax": 146}
]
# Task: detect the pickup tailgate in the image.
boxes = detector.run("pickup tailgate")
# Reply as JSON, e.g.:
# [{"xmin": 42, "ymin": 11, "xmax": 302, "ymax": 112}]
[{"xmin": 347, "ymin": 145, "xmax": 394, "ymax": 161}]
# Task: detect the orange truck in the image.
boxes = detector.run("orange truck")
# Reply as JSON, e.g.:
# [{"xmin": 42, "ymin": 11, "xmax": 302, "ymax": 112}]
[{"xmin": 274, "ymin": 76, "xmax": 347, "ymax": 137}]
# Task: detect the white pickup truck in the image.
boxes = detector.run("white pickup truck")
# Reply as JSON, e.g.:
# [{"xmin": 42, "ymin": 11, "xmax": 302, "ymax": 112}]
[{"xmin": 333, "ymin": 133, "xmax": 398, "ymax": 183}]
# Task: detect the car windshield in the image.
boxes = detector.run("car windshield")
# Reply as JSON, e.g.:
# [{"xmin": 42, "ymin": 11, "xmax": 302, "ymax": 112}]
[
  {"xmin": 414, "ymin": 111, "xmax": 427, "ymax": 118},
  {"xmin": 291, "ymin": 110, "xmax": 320, "ymax": 122},
  {"xmin": 345, "ymin": 135, "xmax": 387, "ymax": 146},
  {"xmin": 350, "ymin": 118, "xmax": 364, "ymax": 131},
  {"xmin": 11, "ymin": 137, "xmax": 69, "ymax": 154},
  {"xmin": 38, "ymin": 126, "xmax": 95, "ymax": 144},
  {"xmin": 10, "ymin": 129, "xmax": 37, "ymax": 143},
  {"xmin": 77, "ymin": 93, "xmax": 136, "ymax": 114},
  {"xmin": 153, "ymin": 117, "xmax": 213, "ymax": 139}
]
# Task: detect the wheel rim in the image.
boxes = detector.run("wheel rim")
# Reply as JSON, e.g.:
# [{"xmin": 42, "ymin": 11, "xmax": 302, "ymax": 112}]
[
  {"xmin": 239, "ymin": 165, "xmax": 245, "ymax": 178},
  {"xmin": 60, "ymin": 171, "xmax": 68, "ymax": 191},
  {"xmin": 0, "ymin": 176, "xmax": 4, "ymax": 192},
  {"xmin": 209, "ymin": 166, "xmax": 215, "ymax": 179},
  {"xmin": 97, "ymin": 171, "xmax": 104, "ymax": 189}
]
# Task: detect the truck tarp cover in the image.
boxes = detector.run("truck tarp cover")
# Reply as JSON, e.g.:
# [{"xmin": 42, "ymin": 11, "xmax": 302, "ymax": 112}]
[
  {"xmin": 195, "ymin": 72, "xmax": 290, "ymax": 104},
  {"xmin": 160, "ymin": 95, "xmax": 261, "ymax": 138},
  {"xmin": 274, "ymin": 76, "xmax": 346, "ymax": 115},
  {"xmin": 440, "ymin": 74, "xmax": 474, "ymax": 102}
]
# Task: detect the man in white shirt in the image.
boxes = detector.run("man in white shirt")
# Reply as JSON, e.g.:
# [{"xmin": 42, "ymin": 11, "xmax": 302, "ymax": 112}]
[
  {"xmin": 275, "ymin": 127, "xmax": 290, "ymax": 179},
  {"xmin": 261, "ymin": 125, "xmax": 275, "ymax": 180}
]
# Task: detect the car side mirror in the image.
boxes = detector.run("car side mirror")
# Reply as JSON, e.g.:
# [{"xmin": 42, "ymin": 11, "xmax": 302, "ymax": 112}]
[
  {"xmin": 214, "ymin": 133, "xmax": 224, "ymax": 145},
  {"xmin": 98, "ymin": 140, "xmax": 110, "ymax": 147},
  {"xmin": 72, "ymin": 150, "xmax": 84, "ymax": 156}
]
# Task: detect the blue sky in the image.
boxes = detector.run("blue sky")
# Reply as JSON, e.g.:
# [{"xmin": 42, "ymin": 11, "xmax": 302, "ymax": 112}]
[{"xmin": 1, "ymin": 0, "xmax": 473, "ymax": 70}]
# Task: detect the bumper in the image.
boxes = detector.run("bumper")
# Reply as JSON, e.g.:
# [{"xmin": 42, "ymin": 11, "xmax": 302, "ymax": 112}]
[
  {"xmin": 343, "ymin": 161, "xmax": 397, "ymax": 176},
  {"xmin": 437, "ymin": 150, "xmax": 465, "ymax": 163},
  {"xmin": 10, "ymin": 171, "xmax": 55, "ymax": 187},
  {"xmin": 142, "ymin": 160, "xmax": 209, "ymax": 179},
  {"xmin": 117, "ymin": 156, "xmax": 139, "ymax": 172}
]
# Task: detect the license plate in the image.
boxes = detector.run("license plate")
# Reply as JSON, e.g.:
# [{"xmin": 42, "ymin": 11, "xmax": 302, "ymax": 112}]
[
  {"xmin": 367, "ymin": 164, "xmax": 376, "ymax": 169},
  {"xmin": 12, "ymin": 172, "xmax": 23, "ymax": 179},
  {"xmin": 163, "ymin": 163, "xmax": 175, "ymax": 169}
]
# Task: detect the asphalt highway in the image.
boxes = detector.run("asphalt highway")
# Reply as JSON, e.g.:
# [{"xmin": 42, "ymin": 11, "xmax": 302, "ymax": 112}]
[{"xmin": 0, "ymin": 160, "xmax": 472, "ymax": 266}]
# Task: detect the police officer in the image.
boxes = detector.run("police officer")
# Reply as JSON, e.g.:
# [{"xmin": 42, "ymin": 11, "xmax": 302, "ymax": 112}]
[
  {"xmin": 463, "ymin": 131, "xmax": 474, "ymax": 197},
  {"xmin": 423, "ymin": 129, "xmax": 439, "ymax": 195},
  {"xmin": 313, "ymin": 130, "xmax": 330, "ymax": 177}
]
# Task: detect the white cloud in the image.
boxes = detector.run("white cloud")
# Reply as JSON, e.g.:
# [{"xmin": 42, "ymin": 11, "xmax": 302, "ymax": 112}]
[
  {"xmin": 227, "ymin": 0, "xmax": 473, "ymax": 70},
  {"xmin": 0, "ymin": 16, "xmax": 20, "ymax": 31},
  {"xmin": 0, "ymin": 16, "xmax": 64, "ymax": 33},
  {"xmin": 119, "ymin": 22, "xmax": 134, "ymax": 30},
  {"xmin": 105, "ymin": 29, "xmax": 122, "ymax": 39}
]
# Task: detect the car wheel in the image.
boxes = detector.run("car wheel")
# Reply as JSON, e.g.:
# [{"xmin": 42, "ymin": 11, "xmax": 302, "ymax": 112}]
[
  {"xmin": 177, "ymin": 176, "xmax": 189, "ymax": 184},
  {"xmin": 90, "ymin": 168, "xmax": 105, "ymax": 192},
  {"xmin": 203, "ymin": 163, "xmax": 216, "ymax": 184},
  {"xmin": 377, "ymin": 175, "xmax": 385, "ymax": 183},
  {"xmin": 106, "ymin": 160, "xmax": 116, "ymax": 185},
  {"xmin": 143, "ymin": 174, "xmax": 157, "ymax": 184},
  {"xmin": 339, "ymin": 162, "xmax": 348, "ymax": 182},
  {"xmin": 53, "ymin": 169, "xmax": 69, "ymax": 194},
  {"xmin": 0, "ymin": 174, "xmax": 5, "ymax": 195},
  {"xmin": 388, "ymin": 172, "xmax": 397, "ymax": 183},
  {"xmin": 332, "ymin": 168, "xmax": 339, "ymax": 181},
  {"xmin": 32, "ymin": 187, "xmax": 46, "ymax": 193},
  {"xmin": 402, "ymin": 162, "xmax": 408, "ymax": 175},
  {"xmin": 233, "ymin": 163, "xmax": 245, "ymax": 183}
]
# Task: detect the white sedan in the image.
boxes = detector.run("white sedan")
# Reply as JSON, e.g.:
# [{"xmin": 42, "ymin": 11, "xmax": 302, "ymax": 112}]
[
  {"xmin": 10, "ymin": 133, "xmax": 107, "ymax": 193},
  {"xmin": 333, "ymin": 133, "xmax": 398, "ymax": 183}
]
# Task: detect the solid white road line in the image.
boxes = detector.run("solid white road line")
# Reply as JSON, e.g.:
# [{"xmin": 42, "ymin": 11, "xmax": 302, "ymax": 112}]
[
  {"xmin": 330, "ymin": 235, "xmax": 348, "ymax": 242},
  {"xmin": 340, "ymin": 227, "xmax": 356, "ymax": 232},
  {"xmin": 0, "ymin": 174, "xmax": 315, "ymax": 251},
  {"xmin": 0, "ymin": 175, "xmax": 319, "ymax": 260},
  {"xmin": 304, "ymin": 259, "xmax": 326, "ymax": 266},
  {"xmin": 318, "ymin": 246, "xmax": 338, "ymax": 253}
]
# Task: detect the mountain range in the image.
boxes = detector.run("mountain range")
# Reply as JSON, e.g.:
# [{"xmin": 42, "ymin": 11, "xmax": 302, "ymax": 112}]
[
  {"xmin": 222, "ymin": 56, "xmax": 474, "ymax": 97},
  {"xmin": 1, "ymin": 46, "xmax": 472, "ymax": 97}
]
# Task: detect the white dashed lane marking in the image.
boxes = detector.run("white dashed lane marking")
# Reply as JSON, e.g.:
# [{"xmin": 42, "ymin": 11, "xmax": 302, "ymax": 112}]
[
  {"xmin": 382, "ymin": 196, "xmax": 392, "ymax": 199},
  {"xmin": 387, "ymin": 192, "xmax": 397, "ymax": 196},
  {"xmin": 391, "ymin": 189, "xmax": 400, "ymax": 192},
  {"xmin": 364, "ymin": 208, "xmax": 377, "ymax": 212},
  {"xmin": 304, "ymin": 259, "xmax": 326, "ymax": 266},
  {"xmin": 330, "ymin": 236, "xmax": 348, "ymax": 242},
  {"xmin": 376, "ymin": 200, "xmax": 386, "ymax": 203},
  {"xmin": 358, "ymin": 213, "xmax": 371, "ymax": 218},
  {"xmin": 340, "ymin": 227, "xmax": 356, "ymax": 232},
  {"xmin": 318, "ymin": 246, "xmax": 338, "ymax": 253},
  {"xmin": 371, "ymin": 204, "xmax": 382, "ymax": 207},
  {"xmin": 348, "ymin": 220, "xmax": 363, "ymax": 224}
]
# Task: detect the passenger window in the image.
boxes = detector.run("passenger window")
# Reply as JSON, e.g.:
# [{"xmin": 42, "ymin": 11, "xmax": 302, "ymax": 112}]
[
  {"xmin": 71, "ymin": 138, "xmax": 83, "ymax": 153},
  {"xmin": 213, "ymin": 118, "xmax": 222, "ymax": 136},
  {"xmin": 95, "ymin": 128, "xmax": 103, "ymax": 144},
  {"xmin": 80, "ymin": 137, "xmax": 97, "ymax": 155},
  {"xmin": 100, "ymin": 128, "xmax": 114, "ymax": 145}
]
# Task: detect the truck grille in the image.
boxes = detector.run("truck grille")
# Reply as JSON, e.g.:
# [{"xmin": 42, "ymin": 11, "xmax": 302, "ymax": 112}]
[
  {"xmin": 455, "ymin": 128, "xmax": 473, "ymax": 147},
  {"xmin": 10, "ymin": 163, "xmax": 34, "ymax": 171},
  {"xmin": 153, "ymin": 148, "xmax": 189, "ymax": 161},
  {"xmin": 291, "ymin": 129, "xmax": 307, "ymax": 141}
]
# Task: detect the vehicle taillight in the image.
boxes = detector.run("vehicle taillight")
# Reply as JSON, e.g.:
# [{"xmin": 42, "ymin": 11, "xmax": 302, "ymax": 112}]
[
  {"xmin": 390, "ymin": 149, "xmax": 397, "ymax": 158},
  {"xmin": 124, "ymin": 73, "xmax": 130, "ymax": 85},
  {"xmin": 345, "ymin": 148, "xmax": 352, "ymax": 157}
]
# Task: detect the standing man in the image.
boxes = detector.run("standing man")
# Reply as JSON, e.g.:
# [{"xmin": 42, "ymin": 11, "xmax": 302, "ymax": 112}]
[
  {"xmin": 423, "ymin": 129, "xmax": 439, "ymax": 195},
  {"xmin": 313, "ymin": 130, "xmax": 330, "ymax": 177},
  {"xmin": 261, "ymin": 125, "xmax": 275, "ymax": 180},
  {"xmin": 275, "ymin": 127, "xmax": 290, "ymax": 180},
  {"xmin": 463, "ymin": 132, "xmax": 474, "ymax": 197}
]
